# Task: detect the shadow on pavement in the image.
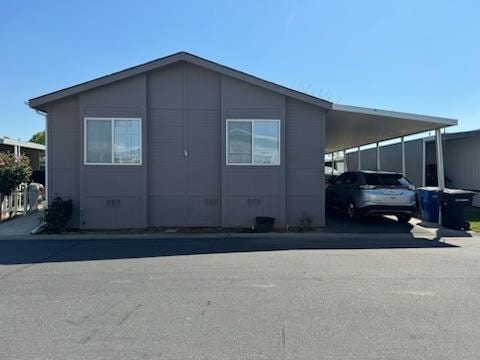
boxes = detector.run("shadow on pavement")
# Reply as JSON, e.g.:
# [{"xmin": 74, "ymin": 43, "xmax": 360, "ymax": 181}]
[
  {"xmin": 325, "ymin": 211, "xmax": 473, "ymax": 238},
  {"xmin": 325, "ymin": 211, "xmax": 415, "ymax": 233},
  {"xmin": 0, "ymin": 234, "xmax": 457, "ymax": 265}
]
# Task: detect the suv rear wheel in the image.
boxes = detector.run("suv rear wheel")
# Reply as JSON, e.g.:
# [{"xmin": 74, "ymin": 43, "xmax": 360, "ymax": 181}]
[{"xmin": 397, "ymin": 214, "xmax": 412, "ymax": 223}]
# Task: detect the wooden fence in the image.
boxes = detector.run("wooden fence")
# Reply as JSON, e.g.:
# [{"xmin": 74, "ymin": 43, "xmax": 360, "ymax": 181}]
[{"xmin": 0, "ymin": 185, "xmax": 40, "ymax": 221}]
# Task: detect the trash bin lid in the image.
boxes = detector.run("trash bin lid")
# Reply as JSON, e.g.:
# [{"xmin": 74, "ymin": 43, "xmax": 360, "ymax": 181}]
[
  {"xmin": 442, "ymin": 188, "xmax": 475, "ymax": 195},
  {"xmin": 417, "ymin": 187, "xmax": 442, "ymax": 192}
]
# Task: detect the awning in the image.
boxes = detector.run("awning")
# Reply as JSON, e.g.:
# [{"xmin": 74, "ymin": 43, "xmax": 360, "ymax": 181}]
[{"xmin": 325, "ymin": 104, "xmax": 457, "ymax": 153}]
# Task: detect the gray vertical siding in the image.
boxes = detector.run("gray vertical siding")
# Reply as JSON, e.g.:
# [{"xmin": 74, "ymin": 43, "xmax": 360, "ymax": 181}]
[
  {"xmin": 148, "ymin": 63, "xmax": 221, "ymax": 227},
  {"xmin": 444, "ymin": 137, "xmax": 480, "ymax": 191},
  {"xmin": 404, "ymin": 139, "xmax": 424, "ymax": 187},
  {"xmin": 47, "ymin": 97, "xmax": 80, "ymax": 227},
  {"xmin": 221, "ymin": 75, "xmax": 286, "ymax": 227},
  {"xmin": 345, "ymin": 139, "xmax": 424, "ymax": 187},
  {"xmin": 78, "ymin": 75, "xmax": 148, "ymax": 229},
  {"xmin": 286, "ymin": 99, "xmax": 325, "ymax": 227},
  {"xmin": 46, "ymin": 62, "xmax": 326, "ymax": 229},
  {"xmin": 426, "ymin": 136, "xmax": 480, "ymax": 191}
]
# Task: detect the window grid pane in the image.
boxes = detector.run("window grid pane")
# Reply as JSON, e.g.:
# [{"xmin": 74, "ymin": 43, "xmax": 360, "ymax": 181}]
[
  {"xmin": 114, "ymin": 120, "xmax": 141, "ymax": 164},
  {"xmin": 228, "ymin": 122, "xmax": 252, "ymax": 164},
  {"xmin": 86, "ymin": 120, "xmax": 112, "ymax": 164},
  {"xmin": 253, "ymin": 121, "xmax": 280, "ymax": 165}
]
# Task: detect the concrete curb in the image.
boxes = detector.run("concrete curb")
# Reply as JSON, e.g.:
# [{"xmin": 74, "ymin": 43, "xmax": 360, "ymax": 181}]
[{"xmin": 0, "ymin": 231, "xmax": 462, "ymax": 242}]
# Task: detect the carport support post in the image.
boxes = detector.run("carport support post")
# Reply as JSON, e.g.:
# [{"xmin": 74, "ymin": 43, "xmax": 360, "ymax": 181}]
[
  {"xmin": 435, "ymin": 128, "xmax": 445, "ymax": 225},
  {"xmin": 376, "ymin": 142, "xmax": 380, "ymax": 171},
  {"xmin": 343, "ymin": 150, "xmax": 347, "ymax": 171},
  {"xmin": 401, "ymin": 136, "xmax": 406, "ymax": 176},
  {"xmin": 435, "ymin": 129, "xmax": 445, "ymax": 190},
  {"xmin": 331, "ymin": 153, "xmax": 335, "ymax": 174},
  {"xmin": 357, "ymin": 146, "xmax": 361, "ymax": 170}
]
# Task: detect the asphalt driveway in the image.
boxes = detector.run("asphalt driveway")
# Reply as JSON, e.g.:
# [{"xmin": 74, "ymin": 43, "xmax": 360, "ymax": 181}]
[{"xmin": 1, "ymin": 233, "xmax": 480, "ymax": 359}]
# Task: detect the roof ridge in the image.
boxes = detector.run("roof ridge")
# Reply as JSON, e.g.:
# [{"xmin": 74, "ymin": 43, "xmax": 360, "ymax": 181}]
[{"xmin": 28, "ymin": 51, "xmax": 332, "ymax": 110}]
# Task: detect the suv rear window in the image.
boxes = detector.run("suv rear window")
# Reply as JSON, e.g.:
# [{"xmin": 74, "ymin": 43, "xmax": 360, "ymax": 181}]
[{"xmin": 363, "ymin": 173, "xmax": 411, "ymax": 187}]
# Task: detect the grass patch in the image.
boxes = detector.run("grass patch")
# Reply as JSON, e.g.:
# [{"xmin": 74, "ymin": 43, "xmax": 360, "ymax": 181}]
[{"xmin": 465, "ymin": 206, "xmax": 480, "ymax": 232}]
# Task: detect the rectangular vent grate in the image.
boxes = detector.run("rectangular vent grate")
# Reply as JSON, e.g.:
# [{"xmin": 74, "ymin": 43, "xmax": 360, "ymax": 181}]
[
  {"xmin": 204, "ymin": 198, "xmax": 219, "ymax": 206},
  {"xmin": 247, "ymin": 198, "xmax": 261, "ymax": 206},
  {"xmin": 106, "ymin": 199, "xmax": 121, "ymax": 208}
]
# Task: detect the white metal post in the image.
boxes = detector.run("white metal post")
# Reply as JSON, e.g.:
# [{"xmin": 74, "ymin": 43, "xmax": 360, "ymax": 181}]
[
  {"xmin": 45, "ymin": 114, "xmax": 48, "ymax": 207},
  {"xmin": 435, "ymin": 129, "xmax": 445, "ymax": 190},
  {"xmin": 343, "ymin": 149, "xmax": 348, "ymax": 171},
  {"xmin": 422, "ymin": 138, "xmax": 426, "ymax": 187},
  {"xmin": 357, "ymin": 146, "xmax": 361, "ymax": 170},
  {"xmin": 376, "ymin": 142, "xmax": 380, "ymax": 171},
  {"xmin": 435, "ymin": 128, "xmax": 445, "ymax": 225},
  {"xmin": 401, "ymin": 136, "xmax": 406, "ymax": 176},
  {"xmin": 331, "ymin": 153, "xmax": 335, "ymax": 174}
]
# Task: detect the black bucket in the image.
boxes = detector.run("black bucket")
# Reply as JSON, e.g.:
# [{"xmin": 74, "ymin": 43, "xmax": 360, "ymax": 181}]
[{"xmin": 255, "ymin": 217, "xmax": 275, "ymax": 232}]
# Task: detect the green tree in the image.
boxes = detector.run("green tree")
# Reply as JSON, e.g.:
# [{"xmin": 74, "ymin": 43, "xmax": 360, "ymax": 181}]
[
  {"xmin": 29, "ymin": 130, "xmax": 45, "ymax": 145},
  {"xmin": 0, "ymin": 152, "xmax": 33, "ymax": 204}
]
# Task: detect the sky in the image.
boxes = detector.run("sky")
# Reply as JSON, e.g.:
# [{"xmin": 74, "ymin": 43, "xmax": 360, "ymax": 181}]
[{"xmin": 1, "ymin": 0, "xmax": 479, "ymax": 142}]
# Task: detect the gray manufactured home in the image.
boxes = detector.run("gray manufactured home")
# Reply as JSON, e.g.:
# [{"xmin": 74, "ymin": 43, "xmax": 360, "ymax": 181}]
[{"xmin": 29, "ymin": 52, "xmax": 457, "ymax": 229}]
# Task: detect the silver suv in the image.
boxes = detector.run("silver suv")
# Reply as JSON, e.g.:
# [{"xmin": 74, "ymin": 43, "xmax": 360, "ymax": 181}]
[{"xmin": 326, "ymin": 171, "xmax": 416, "ymax": 222}]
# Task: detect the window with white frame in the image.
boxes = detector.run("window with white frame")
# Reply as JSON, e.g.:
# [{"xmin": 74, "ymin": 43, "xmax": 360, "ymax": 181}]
[
  {"xmin": 227, "ymin": 119, "xmax": 280, "ymax": 165},
  {"xmin": 85, "ymin": 118, "xmax": 141, "ymax": 165}
]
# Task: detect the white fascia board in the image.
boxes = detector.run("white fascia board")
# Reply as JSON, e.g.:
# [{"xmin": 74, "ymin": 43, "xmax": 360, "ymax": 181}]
[
  {"xmin": 0, "ymin": 137, "xmax": 46, "ymax": 150},
  {"xmin": 331, "ymin": 104, "xmax": 458, "ymax": 127}
]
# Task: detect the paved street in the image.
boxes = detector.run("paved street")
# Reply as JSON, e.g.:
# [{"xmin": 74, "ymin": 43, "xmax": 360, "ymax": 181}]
[{"xmin": 1, "ymin": 233, "xmax": 480, "ymax": 359}]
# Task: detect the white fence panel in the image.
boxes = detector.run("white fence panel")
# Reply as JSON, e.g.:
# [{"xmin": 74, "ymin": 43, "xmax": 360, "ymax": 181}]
[{"xmin": 1, "ymin": 185, "xmax": 41, "ymax": 221}]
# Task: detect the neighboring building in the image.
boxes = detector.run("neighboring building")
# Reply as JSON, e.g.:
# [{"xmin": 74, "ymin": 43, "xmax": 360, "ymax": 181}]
[
  {"xmin": 345, "ymin": 129, "xmax": 480, "ymax": 206},
  {"xmin": 28, "ymin": 52, "xmax": 456, "ymax": 229},
  {"xmin": 0, "ymin": 137, "xmax": 45, "ymax": 184}
]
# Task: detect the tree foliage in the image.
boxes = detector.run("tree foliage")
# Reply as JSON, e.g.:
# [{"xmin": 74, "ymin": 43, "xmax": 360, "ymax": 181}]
[
  {"xmin": 0, "ymin": 152, "xmax": 33, "ymax": 197},
  {"xmin": 29, "ymin": 130, "xmax": 45, "ymax": 145}
]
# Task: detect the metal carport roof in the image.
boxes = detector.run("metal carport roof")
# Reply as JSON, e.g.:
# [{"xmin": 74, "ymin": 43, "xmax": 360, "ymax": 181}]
[{"xmin": 326, "ymin": 104, "xmax": 457, "ymax": 153}]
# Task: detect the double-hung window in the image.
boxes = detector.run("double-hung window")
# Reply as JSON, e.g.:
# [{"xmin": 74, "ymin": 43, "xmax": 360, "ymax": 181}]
[
  {"xmin": 226, "ymin": 119, "xmax": 280, "ymax": 165},
  {"xmin": 85, "ymin": 118, "xmax": 142, "ymax": 165}
]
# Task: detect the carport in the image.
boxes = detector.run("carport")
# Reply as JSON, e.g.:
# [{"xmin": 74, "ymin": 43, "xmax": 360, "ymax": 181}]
[{"xmin": 325, "ymin": 104, "xmax": 457, "ymax": 193}]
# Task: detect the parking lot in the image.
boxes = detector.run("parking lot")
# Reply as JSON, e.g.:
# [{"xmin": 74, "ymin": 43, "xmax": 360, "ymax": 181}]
[{"xmin": 1, "ymin": 229, "xmax": 480, "ymax": 360}]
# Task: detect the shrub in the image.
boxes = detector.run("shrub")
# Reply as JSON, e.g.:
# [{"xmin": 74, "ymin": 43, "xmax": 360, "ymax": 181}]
[
  {"xmin": 298, "ymin": 212, "xmax": 314, "ymax": 232},
  {"xmin": 44, "ymin": 197, "xmax": 73, "ymax": 233}
]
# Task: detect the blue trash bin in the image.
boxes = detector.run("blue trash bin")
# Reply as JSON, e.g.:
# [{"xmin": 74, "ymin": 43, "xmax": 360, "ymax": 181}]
[{"xmin": 416, "ymin": 187, "xmax": 441, "ymax": 223}]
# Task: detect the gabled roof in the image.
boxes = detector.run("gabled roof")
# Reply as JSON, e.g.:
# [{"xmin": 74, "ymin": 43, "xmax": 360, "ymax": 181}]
[{"xmin": 28, "ymin": 51, "xmax": 333, "ymax": 110}]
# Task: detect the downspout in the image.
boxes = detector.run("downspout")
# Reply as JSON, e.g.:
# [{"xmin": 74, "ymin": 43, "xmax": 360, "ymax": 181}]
[{"xmin": 35, "ymin": 108, "xmax": 48, "ymax": 208}]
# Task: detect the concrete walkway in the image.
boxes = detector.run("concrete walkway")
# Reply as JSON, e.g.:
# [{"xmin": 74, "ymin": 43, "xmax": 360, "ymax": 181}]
[{"xmin": 0, "ymin": 211, "xmax": 43, "ymax": 236}]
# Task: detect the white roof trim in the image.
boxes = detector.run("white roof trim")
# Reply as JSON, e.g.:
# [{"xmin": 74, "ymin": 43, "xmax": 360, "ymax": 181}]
[
  {"xmin": 0, "ymin": 137, "xmax": 45, "ymax": 150},
  {"xmin": 331, "ymin": 104, "xmax": 458, "ymax": 127}
]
